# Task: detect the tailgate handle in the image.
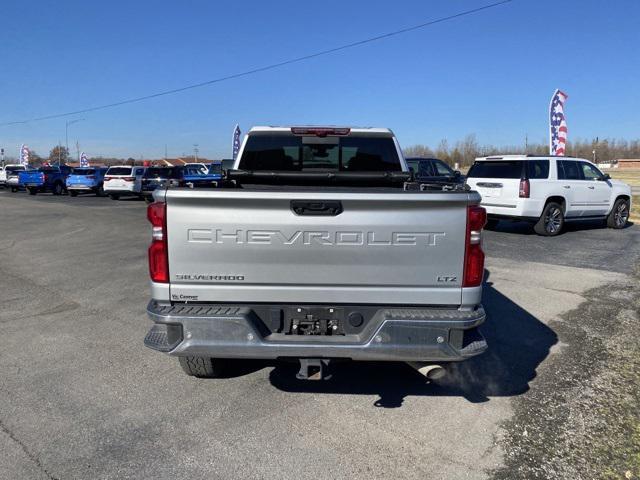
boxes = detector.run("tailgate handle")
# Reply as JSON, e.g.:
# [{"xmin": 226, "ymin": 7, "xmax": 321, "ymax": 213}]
[{"xmin": 291, "ymin": 200, "xmax": 343, "ymax": 216}]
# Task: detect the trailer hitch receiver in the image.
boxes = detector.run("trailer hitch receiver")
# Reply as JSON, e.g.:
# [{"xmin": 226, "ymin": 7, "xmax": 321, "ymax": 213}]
[{"xmin": 296, "ymin": 358, "xmax": 332, "ymax": 380}]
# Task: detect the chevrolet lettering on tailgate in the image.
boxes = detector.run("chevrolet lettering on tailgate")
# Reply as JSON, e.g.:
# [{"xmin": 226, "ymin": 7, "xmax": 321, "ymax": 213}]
[{"xmin": 187, "ymin": 229, "xmax": 446, "ymax": 246}]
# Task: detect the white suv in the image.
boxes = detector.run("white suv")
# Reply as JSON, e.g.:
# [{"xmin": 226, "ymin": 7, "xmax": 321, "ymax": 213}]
[
  {"xmin": 103, "ymin": 166, "xmax": 146, "ymax": 200},
  {"xmin": 466, "ymin": 155, "xmax": 632, "ymax": 236},
  {"xmin": 1, "ymin": 164, "xmax": 27, "ymax": 191}
]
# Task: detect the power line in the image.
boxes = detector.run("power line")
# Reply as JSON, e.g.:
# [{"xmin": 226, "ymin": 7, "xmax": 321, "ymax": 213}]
[{"xmin": 1, "ymin": 0, "xmax": 513, "ymax": 126}]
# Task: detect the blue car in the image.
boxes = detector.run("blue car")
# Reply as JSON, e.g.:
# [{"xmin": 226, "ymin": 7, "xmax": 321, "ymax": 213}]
[
  {"xmin": 19, "ymin": 165, "xmax": 73, "ymax": 195},
  {"xmin": 66, "ymin": 167, "xmax": 109, "ymax": 197},
  {"xmin": 177, "ymin": 162, "xmax": 223, "ymax": 188}
]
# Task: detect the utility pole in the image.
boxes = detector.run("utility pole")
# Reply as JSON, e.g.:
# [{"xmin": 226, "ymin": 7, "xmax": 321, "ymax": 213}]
[
  {"xmin": 524, "ymin": 134, "xmax": 528, "ymax": 154},
  {"xmin": 193, "ymin": 144, "xmax": 199, "ymax": 163},
  {"xmin": 76, "ymin": 141, "xmax": 80, "ymax": 163},
  {"xmin": 65, "ymin": 118, "xmax": 85, "ymax": 155}
]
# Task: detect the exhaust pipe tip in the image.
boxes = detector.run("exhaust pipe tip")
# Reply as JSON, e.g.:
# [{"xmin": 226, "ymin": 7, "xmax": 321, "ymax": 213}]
[{"xmin": 407, "ymin": 362, "xmax": 446, "ymax": 380}]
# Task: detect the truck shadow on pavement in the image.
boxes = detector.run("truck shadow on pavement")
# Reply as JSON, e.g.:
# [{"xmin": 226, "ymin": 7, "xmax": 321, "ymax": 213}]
[
  {"xmin": 267, "ymin": 270, "xmax": 558, "ymax": 407},
  {"xmin": 489, "ymin": 218, "xmax": 633, "ymax": 235}
]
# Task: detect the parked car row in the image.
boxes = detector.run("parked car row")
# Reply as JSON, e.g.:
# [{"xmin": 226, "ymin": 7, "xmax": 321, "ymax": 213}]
[
  {"xmin": 1, "ymin": 153, "xmax": 632, "ymax": 237},
  {"xmin": 1, "ymin": 162, "xmax": 224, "ymax": 201}
]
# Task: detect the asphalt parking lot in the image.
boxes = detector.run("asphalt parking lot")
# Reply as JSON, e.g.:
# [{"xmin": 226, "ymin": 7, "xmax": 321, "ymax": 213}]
[{"xmin": 1, "ymin": 190, "xmax": 639, "ymax": 480}]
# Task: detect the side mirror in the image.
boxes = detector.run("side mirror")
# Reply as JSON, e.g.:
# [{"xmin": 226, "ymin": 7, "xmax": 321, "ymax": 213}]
[
  {"xmin": 600, "ymin": 173, "xmax": 611, "ymax": 181},
  {"xmin": 453, "ymin": 170, "xmax": 462, "ymax": 177}
]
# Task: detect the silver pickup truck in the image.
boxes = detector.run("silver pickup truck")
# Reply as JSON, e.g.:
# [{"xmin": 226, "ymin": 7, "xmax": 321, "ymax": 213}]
[{"xmin": 144, "ymin": 126, "xmax": 488, "ymax": 380}]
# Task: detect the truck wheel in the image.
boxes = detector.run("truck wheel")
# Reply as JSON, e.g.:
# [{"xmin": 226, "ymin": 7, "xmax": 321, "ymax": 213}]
[
  {"xmin": 28, "ymin": 187, "xmax": 37, "ymax": 195},
  {"xmin": 69, "ymin": 190, "xmax": 78, "ymax": 197},
  {"xmin": 178, "ymin": 356, "xmax": 225, "ymax": 378},
  {"xmin": 52, "ymin": 182, "xmax": 63, "ymax": 195},
  {"xmin": 11, "ymin": 187, "xmax": 18, "ymax": 193},
  {"xmin": 110, "ymin": 194, "xmax": 120, "ymax": 200},
  {"xmin": 607, "ymin": 198, "xmax": 630, "ymax": 229},
  {"xmin": 534, "ymin": 202, "xmax": 564, "ymax": 236}
]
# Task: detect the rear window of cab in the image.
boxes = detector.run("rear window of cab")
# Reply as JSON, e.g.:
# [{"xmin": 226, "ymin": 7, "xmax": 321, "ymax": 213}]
[
  {"xmin": 467, "ymin": 160, "xmax": 549, "ymax": 179},
  {"xmin": 106, "ymin": 167, "xmax": 132, "ymax": 176},
  {"xmin": 239, "ymin": 135, "xmax": 401, "ymax": 172}
]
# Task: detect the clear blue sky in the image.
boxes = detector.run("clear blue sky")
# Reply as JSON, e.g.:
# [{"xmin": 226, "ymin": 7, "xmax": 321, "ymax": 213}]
[{"xmin": 1, "ymin": 0, "xmax": 638, "ymax": 159}]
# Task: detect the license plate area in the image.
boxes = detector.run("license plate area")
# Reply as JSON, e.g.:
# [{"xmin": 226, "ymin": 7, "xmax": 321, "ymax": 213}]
[
  {"xmin": 476, "ymin": 182, "xmax": 503, "ymax": 198},
  {"xmin": 283, "ymin": 307, "xmax": 345, "ymax": 336}
]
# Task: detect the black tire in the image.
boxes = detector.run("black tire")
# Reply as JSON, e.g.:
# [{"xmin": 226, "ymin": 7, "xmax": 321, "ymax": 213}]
[
  {"xmin": 52, "ymin": 182, "xmax": 63, "ymax": 196},
  {"xmin": 534, "ymin": 202, "xmax": 565, "ymax": 236},
  {"xmin": 28, "ymin": 187, "xmax": 37, "ymax": 195},
  {"xmin": 11, "ymin": 187, "xmax": 18, "ymax": 193},
  {"xmin": 144, "ymin": 195, "xmax": 153, "ymax": 204},
  {"xmin": 110, "ymin": 194, "xmax": 120, "ymax": 200},
  {"xmin": 96, "ymin": 185, "xmax": 105, "ymax": 197},
  {"xmin": 69, "ymin": 190, "xmax": 78, "ymax": 197},
  {"xmin": 178, "ymin": 356, "xmax": 225, "ymax": 378},
  {"xmin": 485, "ymin": 218, "xmax": 499, "ymax": 230},
  {"xmin": 607, "ymin": 198, "xmax": 630, "ymax": 229}
]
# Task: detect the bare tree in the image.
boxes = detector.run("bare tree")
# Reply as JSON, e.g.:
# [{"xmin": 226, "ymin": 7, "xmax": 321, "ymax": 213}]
[
  {"xmin": 49, "ymin": 145, "xmax": 69, "ymax": 164},
  {"xmin": 403, "ymin": 144, "xmax": 434, "ymax": 158},
  {"xmin": 405, "ymin": 135, "xmax": 640, "ymax": 165}
]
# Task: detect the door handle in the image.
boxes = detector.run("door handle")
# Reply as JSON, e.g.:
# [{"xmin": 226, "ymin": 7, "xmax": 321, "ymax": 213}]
[
  {"xmin": 563, "ymin": 185, "xmax": 571, "ymax": 189},
  {"xmin": 291, "ymin": 200, "xmax": 343, "ymax": 216},
  {"xmin": 588, "ymin": 186, "xmax": 595, "ymax": 189}
]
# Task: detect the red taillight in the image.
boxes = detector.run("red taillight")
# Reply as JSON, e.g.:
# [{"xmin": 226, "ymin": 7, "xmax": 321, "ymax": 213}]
[
  {"xmin": 147, "ymin": 202, "xmax": 168, "ymax": 283},
  {"xmin": 122, "ymin": 176, "xmax": 135, "ymax": 182},
  {"xmin": 519, "ymin": 178, "xmax": 530, "ymax": 198},
  {"xmin": 104, "ymin": 176, "xmax": 113, "ymax": 181},
  {"xmin": 290, "ymin": 127, "xmax": 350, "ymax": 137},
  {"xmin": 42, "ymin": 174, "xmax": 48, "ymax": 182},
  {"xmin": 463, "ymin": 205, "xmax": 487, "ymax": 287},
  {"xmin": 86, "ymin": 175, "xmax": 95, "ymax": 179}
]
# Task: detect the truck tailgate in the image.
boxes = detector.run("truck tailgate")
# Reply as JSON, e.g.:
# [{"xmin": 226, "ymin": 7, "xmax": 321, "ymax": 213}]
[
  {"xmin": 19, "ymin": 171, "xmax": 44, "ymax": 186},
  {"xmin": 164, "ymin": 189, "xmax": 474, "ymax": 306}
]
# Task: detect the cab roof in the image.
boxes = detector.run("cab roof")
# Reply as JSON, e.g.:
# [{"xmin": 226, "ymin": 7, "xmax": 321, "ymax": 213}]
[{"xmin": 248, "ymin": 126, "xmax": 394, "ymax": 137}]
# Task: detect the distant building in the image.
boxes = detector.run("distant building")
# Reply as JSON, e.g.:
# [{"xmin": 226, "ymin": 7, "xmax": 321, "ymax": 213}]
[
  {"xmin": 616, "ymin": 159, "xmax": 640, "ymax": 169},
  {"xmin": 64, "ymin": 161, "xmax": 107, "ymax": 168}
]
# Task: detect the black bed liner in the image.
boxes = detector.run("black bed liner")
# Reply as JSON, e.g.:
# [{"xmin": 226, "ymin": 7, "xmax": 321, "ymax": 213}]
[{"xmin": 224, "ymin": 169, "xmax": 468, "ymax": 192}]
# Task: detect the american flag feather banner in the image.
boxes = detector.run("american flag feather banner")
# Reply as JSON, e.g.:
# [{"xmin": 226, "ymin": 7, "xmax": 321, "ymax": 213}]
[
  {"xmin": 232, "ymin": 124, "xmax": 241, "ymax": 161},
  {"xmin": 20, "ymin": 144, "xmax": 30, "ymax": 167},
  {"xmin": 549, "ymin": 89, "xmax": 568, "ymax": 156}
]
